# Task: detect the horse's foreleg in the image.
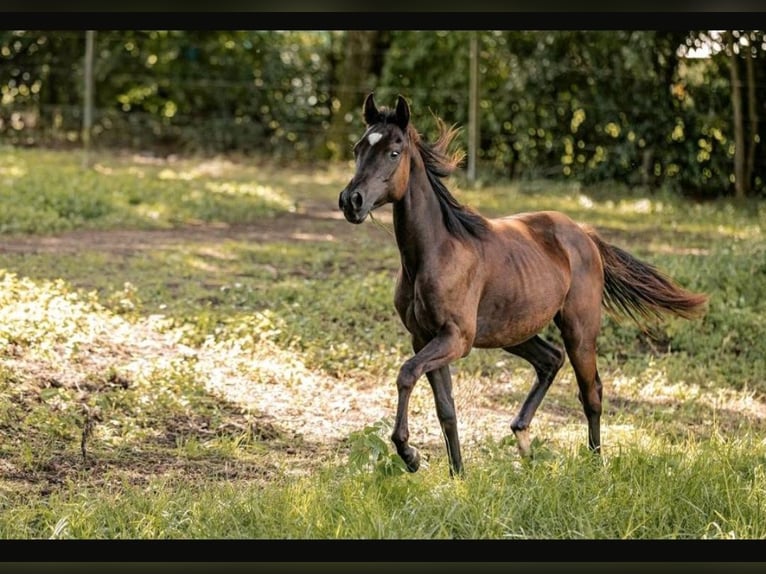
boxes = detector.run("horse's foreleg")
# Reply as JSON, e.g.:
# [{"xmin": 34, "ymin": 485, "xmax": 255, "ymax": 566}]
[
  {"xmin": 392, "ymin": 323, "xmax": 466, "ymax": 474},
  {"xmin": 426, "ymin": 366, "xmax": 462, "ymax": 476},
  {"xmin": 505, "ymin": 335, "xmax": 566, "ymax": 458}
]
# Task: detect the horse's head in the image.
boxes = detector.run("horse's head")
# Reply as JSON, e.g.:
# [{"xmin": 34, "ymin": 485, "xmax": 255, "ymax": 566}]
[{"xmin": 338, "ymin": 93, "xmax": 412, "ymax": 224}]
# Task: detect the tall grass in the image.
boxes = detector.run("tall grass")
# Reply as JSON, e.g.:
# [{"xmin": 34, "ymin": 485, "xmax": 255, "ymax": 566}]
[{"xmin": 2, "ymin": 431, "xmax": 764, "ymax": 539}]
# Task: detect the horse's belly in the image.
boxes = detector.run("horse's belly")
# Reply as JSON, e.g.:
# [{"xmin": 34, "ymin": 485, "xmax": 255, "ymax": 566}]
[
  {"xmin": 473, "ymin": 285, "xmax": 566, "ymax": 348},
  {"xmin": 473, "ymin": 310, "xmax": 557, "ymax": 348}
]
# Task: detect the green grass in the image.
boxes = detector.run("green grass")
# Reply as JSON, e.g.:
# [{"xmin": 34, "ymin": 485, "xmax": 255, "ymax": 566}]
[
  {"xmin": 0, "ymin": 146, "xmax": 765, "ymax": 539},
  {"xmin": 2, "ymin": 434, "xmax": 764, "ymax": 539},
  {"xmin": 0, "ymin": 148, "xmax": 293, "ymax": 233}
]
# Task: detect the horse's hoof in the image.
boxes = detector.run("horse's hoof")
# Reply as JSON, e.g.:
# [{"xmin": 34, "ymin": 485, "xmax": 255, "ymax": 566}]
[
  {"xmin": 449, "ymin": 465, "xmax": 464, "ymax": 478},
  {"xmin": 513, "ymin": 428, "xmax": 532, "ymax": 458},
  {"xmin": 403, "ymin": 447, "xmax": 421, "ymax": 472}
]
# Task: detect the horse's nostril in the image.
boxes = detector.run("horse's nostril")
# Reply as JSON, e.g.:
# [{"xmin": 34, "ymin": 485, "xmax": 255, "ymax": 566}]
[{"xmin": 351, "ymin": 191, "xmax": 363, "ymax": 210}]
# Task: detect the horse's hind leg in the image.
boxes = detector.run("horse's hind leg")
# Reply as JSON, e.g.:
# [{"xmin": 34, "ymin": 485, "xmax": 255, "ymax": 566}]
[
  {"xmin": 504, "ymin": 335, "xmax": 566, "ymax": 457},
  {"xmin": 426, "ymin": 366, "xmax": 462, "ymax": 476},
  {"xmin": 555, "ymin": 311, "xmax": 603, "ymax": 454}
]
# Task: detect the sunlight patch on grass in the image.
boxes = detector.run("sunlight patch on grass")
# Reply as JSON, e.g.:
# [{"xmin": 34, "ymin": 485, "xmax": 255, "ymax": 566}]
[
  {"xmin": 204, "ymin": 181, "xmax": 295, "ymax": 212},
  {"xmin": 134, "ymin": 204, "xmax": 170, "ymax": 223},
  {"xmin": 0, "ymin": 150, "xmax": 27, "ymax": 180},
  {"xmin": 676, "ymin": 219, "xmax": 763, "ymax": 241},
  {"xmin": 286, "ymin": 165, "xmax": 350, "ymax": 187},
  {"xmin": 0, "ymin": 270, "xmax": 395, "ymax": 454},
  {"xmin": 713, "ymin": 223, "xmax": 762, "ymax": 240},
  {"xmin": 96, "ymin": 157, "xmax": 239, "ymax": 181},
  {"xmin": 0, "ymin": 164, "xmax": 26, "ymax": 179},
  {"xmin": 0, "ymin": 273, "xmax": 117, "ymax": 359},
  {"xmin": 184, "ymin": 245, "xmax": 240, "ymax": 274},
  {"xmin": 618, "ymin": 198, "xmax": 655, "ymax": 214},
  {"xmin": 577, "ymin": 194, "xmax": 595, "ymax": 209},
  {"xmin": 635, "ymin": 368, "xmax": 703, "ymax": 402},
  {"xmin": 0, "ymin": 271, "xmax": 189, "ymax": 389},
  {"xmin": 611, "ymin": 365, "xmax": 766, "ymax": 423},
  {"xmin": 649, "ymin": 244, "xmax": 710, "ymax": 256},
  {"xmin": 156, "ymin": 158, "xmax": 239, "ymax": 181}
]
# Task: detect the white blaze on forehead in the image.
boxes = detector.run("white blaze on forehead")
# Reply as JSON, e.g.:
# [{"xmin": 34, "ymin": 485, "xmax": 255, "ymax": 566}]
[{"xmin": 367, "ymin": 132, "xmax": 383, "ymax": 146}]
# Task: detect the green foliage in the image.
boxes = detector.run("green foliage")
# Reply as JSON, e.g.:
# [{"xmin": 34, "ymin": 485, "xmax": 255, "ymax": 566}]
[
  {"xmin": 376, "ymin": 30, "xmax": 766, "ymax": 196},
  {"xmin": 4, "ymin": 30, "xmax": 766, "ymax": 194},
  {"xmin": 346, "ymin": 419, "xmax": 408, "ymax": 477},
  {"xmin": 0, "ymin": 30, "xmax": 335, "ymax": 158}
]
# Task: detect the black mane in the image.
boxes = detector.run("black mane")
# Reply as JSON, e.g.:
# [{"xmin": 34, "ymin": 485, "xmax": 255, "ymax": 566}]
[{"xmin": 416, "ymin": 132, "xmax": 490, "ymax": 242}]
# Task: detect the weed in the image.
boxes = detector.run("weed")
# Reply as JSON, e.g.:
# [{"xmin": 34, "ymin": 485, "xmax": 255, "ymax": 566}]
[{"xmin": 346, "ymin": 419, "xmax": 408, "ymax": 477}]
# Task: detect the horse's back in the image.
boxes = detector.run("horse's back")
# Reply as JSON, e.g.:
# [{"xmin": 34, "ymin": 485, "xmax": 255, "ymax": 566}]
[{"xmin": 495, "ymin": 210, "xmax": 602, "ymax": 270}]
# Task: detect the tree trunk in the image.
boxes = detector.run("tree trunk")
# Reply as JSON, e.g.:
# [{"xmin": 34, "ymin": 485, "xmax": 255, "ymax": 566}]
[
  {"xmin": 650, "ymin": 31, "xmax": 686, "ymax": 189},
  {"xmin": 641, "ymin": 147, "xmax": 654, "ymax": 188},
  {"xmin": 727, "ymin": 32, "xmax": 746, "ymax": 199},
  {"xmin": 325, "ymin": 31, "xmax": 380, "ymax": 161}
]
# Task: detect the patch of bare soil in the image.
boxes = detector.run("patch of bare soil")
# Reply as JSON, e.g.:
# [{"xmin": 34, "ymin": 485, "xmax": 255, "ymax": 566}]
[{"xmin": 0, "ymin": 207, "xmax": 353, "ymax": 257}]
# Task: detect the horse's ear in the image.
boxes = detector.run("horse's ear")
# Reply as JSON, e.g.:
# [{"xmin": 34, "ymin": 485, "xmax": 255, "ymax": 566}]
[
  {"xmin": 363, "ymin": 92, "xmax": 379, "ymax": 125},
  {"xmin": 395, "ymin": 95, "xmax": 410, "ymax": 130}
]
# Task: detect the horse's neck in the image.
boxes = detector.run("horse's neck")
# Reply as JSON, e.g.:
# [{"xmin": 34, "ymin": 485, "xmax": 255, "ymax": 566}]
[{"xmin": 393, "ymin": 168, "xmax": 446, "ymax": 276}]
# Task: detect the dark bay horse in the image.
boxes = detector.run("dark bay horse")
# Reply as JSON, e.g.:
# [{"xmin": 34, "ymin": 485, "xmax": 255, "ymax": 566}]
[{"xmin": 338, "ymin": 93, "xmax": 708, "ymax": 476}]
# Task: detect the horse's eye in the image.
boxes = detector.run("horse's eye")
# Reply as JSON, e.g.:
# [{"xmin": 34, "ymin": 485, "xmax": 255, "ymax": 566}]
[{"xmin": 390, "ymin": 150, "xmax": 400, "ymax": 159}]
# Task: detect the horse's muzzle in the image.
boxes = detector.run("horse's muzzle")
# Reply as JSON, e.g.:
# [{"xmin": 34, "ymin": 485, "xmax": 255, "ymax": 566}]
[{"xmin": 338, "ymin": 186, "xmax": 368, "ymax": 224}]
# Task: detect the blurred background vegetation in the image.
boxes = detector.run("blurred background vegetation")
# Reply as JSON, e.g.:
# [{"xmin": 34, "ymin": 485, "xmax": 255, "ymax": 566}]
[{"xmin": 1, "ymin": 30, "xmax": 765, "ymax": 197}]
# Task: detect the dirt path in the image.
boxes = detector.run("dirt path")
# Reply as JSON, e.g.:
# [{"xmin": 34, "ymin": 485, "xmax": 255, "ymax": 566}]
[{"xmin": 0, "ymin": 203, "xmax": 355, "ymax": 255}]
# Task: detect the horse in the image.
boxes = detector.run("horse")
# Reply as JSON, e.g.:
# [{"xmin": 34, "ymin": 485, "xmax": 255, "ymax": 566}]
[{"xmin": 338, "ymin": 93, "xmax": 708, "ymax": 477}]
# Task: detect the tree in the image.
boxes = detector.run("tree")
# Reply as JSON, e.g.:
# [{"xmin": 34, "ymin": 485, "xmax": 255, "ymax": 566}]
[
  {"xmin": 726, "ymin": 31, "xmax": 747, "ymax": 198},
  {"xmin": 4, "ymin": 30, "xmax": 766, "ymax": 196},
  {"xmin": 687, "ymin": 30, "xmax": 766, "ymax": 197},
  {"xmin": 325, "ymin": 31, "xmax": 389, "ymax": 160}
]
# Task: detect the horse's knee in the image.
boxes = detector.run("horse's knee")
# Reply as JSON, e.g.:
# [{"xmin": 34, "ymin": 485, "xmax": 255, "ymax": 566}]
[
  {"xmin": 434, "ymin": 395, "xmax": 457, "ymax": 425},
  {"xmin": 439, "ymin": 414, "xmax": 458, "ymax": 434},
  {"xmin": 583, "ymin": 386, "xmax": 602, "ymax": 413}
]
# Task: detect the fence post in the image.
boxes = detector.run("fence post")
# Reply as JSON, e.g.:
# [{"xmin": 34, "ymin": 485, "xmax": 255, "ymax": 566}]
[
  {"xmin": 467, "ymin": 31, "xmax": 479, "ymax": 185},
  {"xmin": 83, "ymin": 30, "xmax": 95, "ymax": 168}
]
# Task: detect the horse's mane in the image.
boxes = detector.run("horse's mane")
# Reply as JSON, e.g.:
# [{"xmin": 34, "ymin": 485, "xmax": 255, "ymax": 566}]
[
  {"xmin": 378, "ymin": 108, "xmax": 490, "ymax": 241},
  {"xmin": 416, "ymin": 118, "xmax": 489, "ymax": 241}
]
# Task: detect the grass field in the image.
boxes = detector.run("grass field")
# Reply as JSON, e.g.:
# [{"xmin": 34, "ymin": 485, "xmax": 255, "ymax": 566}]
[{"xmin": 0, "ymin": 146, "xmax": 765, "ymax": 540}]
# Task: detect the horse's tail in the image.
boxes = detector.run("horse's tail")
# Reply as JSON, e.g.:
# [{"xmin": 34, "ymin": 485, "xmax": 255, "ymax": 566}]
[{"xmin": 586, "ymin": 227, "xmax": 708, "ymax": 326}]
